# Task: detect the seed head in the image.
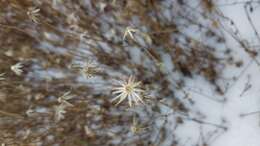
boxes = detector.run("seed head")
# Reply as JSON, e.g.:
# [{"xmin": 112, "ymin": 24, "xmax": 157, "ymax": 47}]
[
  {"xmin": 57, "ymin": 91, "xmax": 75, "ymax": 107},
  {"xmin": 112, "ymin": 76, "xmax": 144, "ymax": 107},
  {"xmin": 27, "ymin": 7, "xmax": 40, "ymax": 23},
  {"xmin": 54, "ymin": 104, "xmax": 67, "ymax": 122},
  {"xmin": 0, "ymin": 73, "xmax": 5, "ymax": 81},
  {"xmin": 80, "ymin": 60, "xmax": 100, "ymax": 79},
  {"xmin": 123, "ymin": 26, "xmax": 139, "ymax": 41},
  {"xmin": 11, "ymin": 62, "xmax": 23, "ymax": 76}
]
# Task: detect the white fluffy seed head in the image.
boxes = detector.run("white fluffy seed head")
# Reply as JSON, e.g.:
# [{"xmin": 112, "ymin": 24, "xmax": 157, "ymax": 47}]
[
  {"xmin": 112, "ymin": 76, "xmax": 144, "ymax": 107},
  {"xmin": 11, "ymin": 63, "xmax": 23, "ymax": 76}
]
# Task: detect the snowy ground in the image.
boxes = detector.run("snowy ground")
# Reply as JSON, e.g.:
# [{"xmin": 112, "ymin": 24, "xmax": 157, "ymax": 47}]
[{"xmin": 174, "ymin": 1, "xmax": 260, "ymax": 146}]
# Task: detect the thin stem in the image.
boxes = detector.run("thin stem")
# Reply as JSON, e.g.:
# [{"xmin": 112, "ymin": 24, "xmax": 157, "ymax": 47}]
[
  {"xmin": 0, "ymin": 110, "xmax": 24, "ymax": 119},
  {"xmin": 240, "ymin": 110, "xmax": 260, "ymax": 117}
]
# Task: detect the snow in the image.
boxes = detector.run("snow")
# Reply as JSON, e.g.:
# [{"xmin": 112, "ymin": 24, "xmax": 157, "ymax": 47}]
[
  {"xmin": 172, "ymin": 1, "xmax": 260, "ymax": 146},
  {"xmin": 212, "ymin": 62, "xmax": 260, "ymax": 146}
]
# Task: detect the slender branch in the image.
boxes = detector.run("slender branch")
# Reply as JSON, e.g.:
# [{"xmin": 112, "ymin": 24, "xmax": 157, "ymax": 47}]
[
  {"xmin": 240, "ymin": 110, "xmax": 260, "ymax": 117},
  {"xmin": 244, "ymin": 2, "xmax": 260, "ymax": 43}
]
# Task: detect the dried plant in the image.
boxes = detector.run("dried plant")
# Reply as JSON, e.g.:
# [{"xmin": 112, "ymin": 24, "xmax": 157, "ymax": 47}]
[
  {"xmin": 27, "ymin": 7, "xmax": 40, "ymax": 23},
  {"xmin": 10, "ymin": 62, "xmax": 23, "ymax": 76},
  {"xmin": 0, "ymin": 73, "xmax": 5, "ymax": 81},
  {"xmin": 0, "ymin": 0, "xmax": 249, "ymax": 145},
  {"xmin": 112, "ymin": 76, "xmax": 144, "ymax": 107}
]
